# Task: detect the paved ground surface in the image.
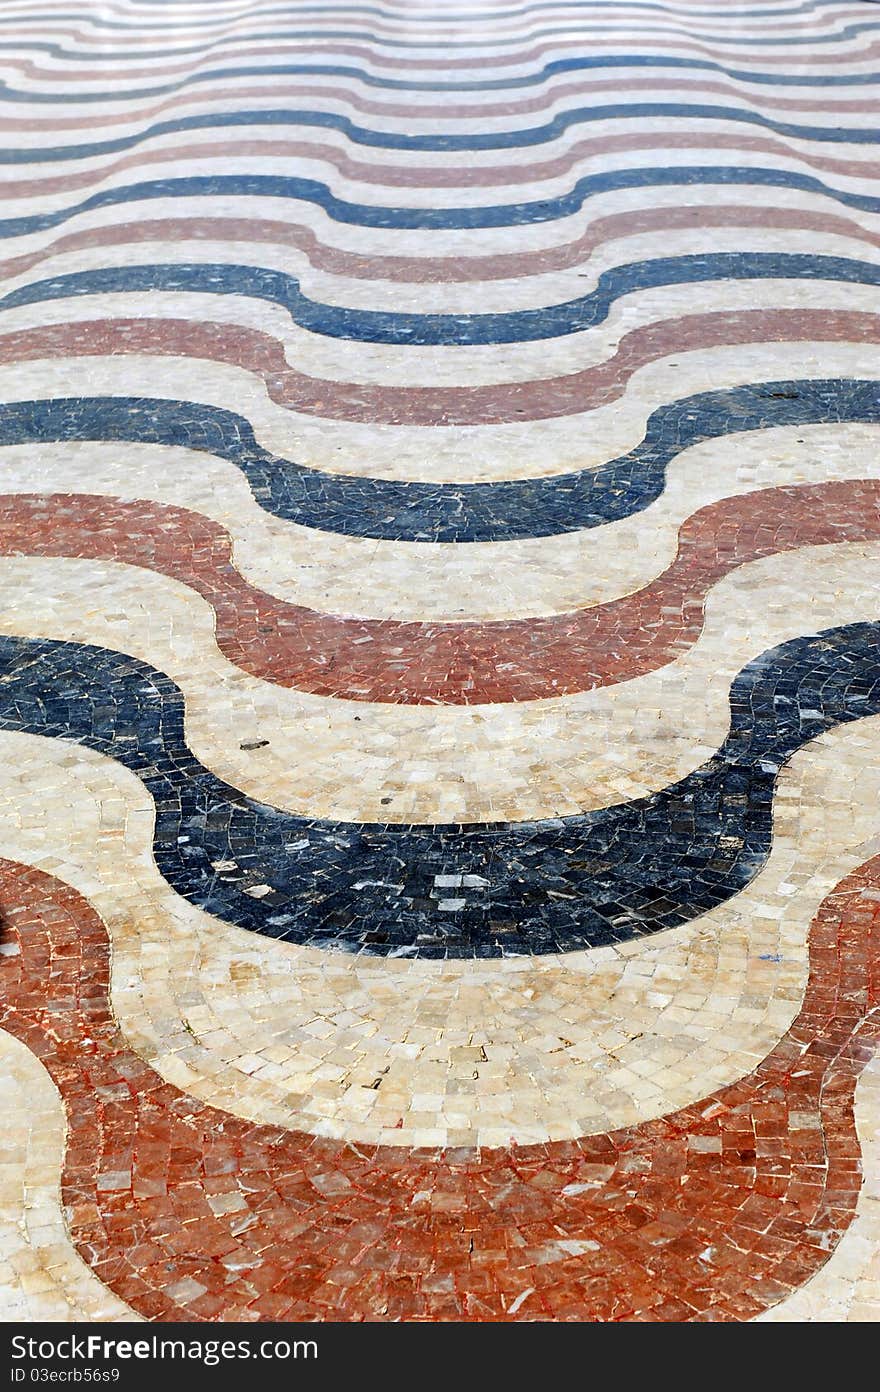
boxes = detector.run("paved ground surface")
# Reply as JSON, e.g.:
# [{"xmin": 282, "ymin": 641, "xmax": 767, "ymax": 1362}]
[{"xmin": 0, "ymin": 0, "xmax": 879, "ymax": 1323}]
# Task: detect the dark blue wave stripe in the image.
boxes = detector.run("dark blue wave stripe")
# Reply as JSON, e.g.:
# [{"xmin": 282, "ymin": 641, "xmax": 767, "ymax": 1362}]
[
  {"xmin": 3, "ymin": 380, "xmax": 878, "ymax": 543},
  {"xmin": 7, "ymin": 102, "xmax": 880, "ymax": 163},
  {"xmin": 0, "ymin": 1, "xmax": 856, "ymax": 32},
  {"xmin": 7, "ymin": 254, "xmax": 879, "ymax": 347},
  {"xmin": 6, "ymin": 167, "xmax": 880, "ymax": 239},
  {"xmin": 1, "ymin": 622, "xmax": 877, "ymax": 957},
  {"xmin": 5, "ymin": 51, "xmax": 880, "ymax": 102},
  {"xmin": 4, "ymin": 17, "xmax": 880, "ymax": 58}
]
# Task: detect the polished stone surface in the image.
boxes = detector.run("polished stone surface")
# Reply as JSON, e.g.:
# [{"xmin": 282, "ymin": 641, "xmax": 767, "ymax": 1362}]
[{"xmin": 1, "ymin": 0, "xmax": 880, "ymax": 1323}]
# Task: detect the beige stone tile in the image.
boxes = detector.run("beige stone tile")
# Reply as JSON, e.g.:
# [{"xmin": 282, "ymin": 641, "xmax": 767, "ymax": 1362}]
[
  {"xmin": 0, "ymin": 1030, "xmax": 136, "ymax": 1323},
  {"xmin": 0, "ymin": 543, "xmax": 876, "ymax": 823},
  {"xmin": 2, "ymin": 340, "xmax": 876, "ymax": 481},
  {"xmin": 2, "ymin": 421, "xmax": 879, "ymax": 623},
  {"xmin": 0, "ymin": 715, "xmax": 877, "ymax": 1147},
  {"xmin": 4, "ymin": 256, "xmax": 879, "ymax": 388}
]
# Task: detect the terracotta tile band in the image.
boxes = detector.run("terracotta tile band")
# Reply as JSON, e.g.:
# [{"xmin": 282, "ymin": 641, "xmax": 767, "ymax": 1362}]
[
  {"xmin": 4, "ymin": 74, "xmax": 880, "ymax": 135},
  {"xmin": 4, "ymin": 127, "xmax": 880, "ymax": 202},
  {"xmin": 5, "ymin": 21, "xmax": 859, "ymax": 55},
  {"xmin": 0, "ymin": 0, "xmax": 863, "ymax": 25},
  {"xmin": 3, "ymin": 479, "xmax": 880, "ymax": 704},
  {"xmin": 5, "ymin": 6, "xmax": 867, "ymax": 48},
  {"xmin": 2, "ymin": 306, "xmax": 876, "ymax": 426},
  {"xmin": 5, "ymin": 30, "xmax": 880, "ymax": 86},
  {"xmin": 0, "ymin": 852, "xmax": 876, "ymax": 1320},
  {"xmin": 4, "ymin": 205, "xmax": 880, "ymax": 289}
]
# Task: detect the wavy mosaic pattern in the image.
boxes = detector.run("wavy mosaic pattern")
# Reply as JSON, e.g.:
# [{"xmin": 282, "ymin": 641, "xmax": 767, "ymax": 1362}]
[
  {"xmin": 0, "ymin": 852, "xmax": 877, "ymax": 1320},
  {"xmin": 2, "ymin": 0, "xmax": 880, "ymax": 1324},
  {"xmin": 9, "ymin": 253, "xmax": 880, "ymax": 344},
  {"xmin": 1, "ymin": 479, "xmax": 878, "ymax": 703},
  {"xmin": 0, "ymin": 621, "xmax": 878, "ymax": 956},
  {"xmin": 1, "ymin": 377, "xmax": 878, "ymax": 538}
]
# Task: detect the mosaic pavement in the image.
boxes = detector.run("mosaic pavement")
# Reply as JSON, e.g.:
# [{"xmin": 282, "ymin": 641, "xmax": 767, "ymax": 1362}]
[{"xmin": 0, "ymin": 0, "xmax": 880, "ymax": 1323}]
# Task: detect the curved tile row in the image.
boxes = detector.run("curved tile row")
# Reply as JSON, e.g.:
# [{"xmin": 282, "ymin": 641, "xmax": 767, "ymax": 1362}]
[
  {"xmin": 2, "ymin": 202, "xmax": 880, "ymax": 293},
  {"xmin": 0, "ymin": 479, "xmax": 878, "ymax": 704},
  {"xmin": 6, "ymin": 102, "xmax": 880, "ymax": 163},
  {"xmin": 10, "ymin": 73, "xmax": 880, "ymax": 140},
  {"xmin": 5, "ymin": 253, "xmax": 880, "ymax": 345},
  {"xmin": 0, "ymin": 2, "xmax": 860, "ymax": 28},
  {"xmin": 0, "ymin": 377, "xmax": 876, "ymax": 540},
  {"xmin": 4, "ymin": 5, "xmax": 877, "ymax": 55},
  {"xmin": 0, "ymin": 847, "xmax": 876, "ymax": 1320},
  {"xmin": 5, "ymin": 416, "xmax": 878, "ymax": 623},
  {"xmin": 11, "ymin": 25, "xmax": 880, "ymax": 81},
  {"xmin": 6, "ymin": 542, "xmax": 879, "ymax": 827},
  {"xmin": 11, "ymin": 22, "xmax": 880, "ymax": 66},
  {"xmin": 1, "ymin": 693, "xmax": 877, "ymax": 1146},
  {"xmin": 16, "ymin": 1022, "xmax": 880, "ymax": 1324},
  {"xmin": 0, "ymin": 621, "xmax": 879, "ymax": 956},
  {"xmin": 7, "ymin": 50, "xmax": 880, "ymax": 107},
  {"xmin": 12, "ymin": 132, "xmax": 880, "ymax": 211},
  {"xmin": 9, "ymin": 165, "xmax": 880, "ymax": 242},
  {"xmin": 9, "ymin": 23, "xmax": 880, "ymax": 86},
  {"xmin": 0, "ymin": 1028, "xmax": 138, "ymax": 1322}
]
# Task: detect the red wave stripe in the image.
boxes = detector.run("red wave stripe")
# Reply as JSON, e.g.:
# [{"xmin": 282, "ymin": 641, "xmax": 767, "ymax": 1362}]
[
  {"xmin": 4, "ymin": 32, "xmax": 880, "ymax": 85},
  {"xmin": 1, "ymin": 25, "xmax": 871, "ymax": 73},
  {"xmin": 4, "ymin": 481, "xmax": 880, "ymax": 704},
  {"xmin": 5, "ymin": 128, "xmax": 880, "ymax": 200},
  {"xmin": 5, "ymin": 75, "xmax": 880, "ymax": 132},
  {"xmin": 0, "ymin": 852, "xmax": 876, "ymax": 1320},
  {"xmin": 0, "ymin": 0, "xmax": 868, "ymax": 22},
  {"xmin": 4, "ymin": 205, "xmax": 880, "ymax": 288},
  {"xmin": 3, "ymin": 307, "xmax": 877, "ymax": 426},
  {"xmin": 3, "ymin": 6, "xmax": 869, "ymax": 46},
  {"xmin": 6, "ymin": 22, "xmax": 860, "ymax": 50}
]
